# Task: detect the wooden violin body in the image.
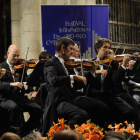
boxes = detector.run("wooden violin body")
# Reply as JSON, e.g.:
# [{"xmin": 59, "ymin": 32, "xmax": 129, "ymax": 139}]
[
  {"xmin": 13, "ymin": 59, "xmax": 38, "ymax": 70},
  {"xmin": 65, "ymin": 59, "xmax": 95, "ymax": 69}
]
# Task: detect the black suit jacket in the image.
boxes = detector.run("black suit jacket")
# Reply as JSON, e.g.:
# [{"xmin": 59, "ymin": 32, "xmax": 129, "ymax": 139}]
[
  {"xmin": 86, "ymin": 60, "xmax": 126, "ymax": 95},
  {"xmin": 42, "ymin": 56, "xmax": 84, "ymax": 135},
  {"xmin": 0, "ymin": 61, "xmax": 26, "ymax": 99}
]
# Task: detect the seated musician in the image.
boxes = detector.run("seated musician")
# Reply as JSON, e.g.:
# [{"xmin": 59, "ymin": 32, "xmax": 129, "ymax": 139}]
[
  {"xmin": 112, "ymin": 54, "xmax": 140, "ymax": 131},
  {"xmin": 0, "ymin": 68, "xmax": 9, "ymax": 135},
  {"xmin": 83, "ymin": 38, "xmax": 138, "ymax": 128},
  {"xmin": 70, "ymin": 43, "xmax": 80, "ymax": 59},
  {"xmin": 0, "ymin": 44, "xmax": 42, "ymax": 136},
  {"xmin": 25, "ymin": 51, "xmax": 52, "ymax": 110},
  {"xmin": 27, "ymin": 50, "xmax": 52, "ymax": 99},
  {"xmin": 122, "ymin": 57, "xmax": 140, "ymax": 113},
  {"xmin": 42, "ymin": 37, "xmax": 110, "ymax": 136}
]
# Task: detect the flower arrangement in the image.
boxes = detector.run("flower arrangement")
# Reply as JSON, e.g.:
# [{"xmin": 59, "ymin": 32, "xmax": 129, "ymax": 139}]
[
  {"xmin": 47, "ymin": 118, "xmax": 70, "ymax": 140},
  {"xmin": 47, "ymin": 118, "xmax": 104, "ymax": 140},
  {"xmin": 74, "ymin": 120, "xmax": 104, "ymax": 140},
  {"xmin": 108, "ymin": 121, "xmax": 140, "ymax": 140},
  {"xmin": 45, "ymin": 118, "xmax": 140, "ymax": 140}
]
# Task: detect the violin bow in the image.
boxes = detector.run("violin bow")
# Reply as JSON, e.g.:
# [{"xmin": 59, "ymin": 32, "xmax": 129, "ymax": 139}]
[
  {"xmin": 88, "ymin": 51, "xmax": 91, "ymax": 60},
  {"xmin": 107, "ymin": 44, "xmax": 120, "ymax": 69},
  {"xmin": 21, "ymin": 47, "xmax": 29, "ymax": 83},
  {"xmin": 79, "ymin": 44, "xmax": 84, "ymax": 76},
  {"xmin": 122, "ymin": 47, "xmax": 126, "ymax": 54},
  {"xmin": 31, "ymin": 87, "xmax": 40, "ymax": 100}
]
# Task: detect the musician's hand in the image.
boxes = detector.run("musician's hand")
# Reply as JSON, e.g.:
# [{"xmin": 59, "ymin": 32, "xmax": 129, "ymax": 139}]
[
  {"xmin": 30, "ymin": 91, "xmax": 37, "ymax": 98},
  {"xmin": 73, "ymin": 75, "xmax": 87, "ymax": 85},
  {"xmin": 123, "ymin": 54, "xmax": 131, "ymax": 67},
  {"xmin": 11, "ymin": 82, "xmax": 24, "ymax": 89},
  {"xmin": 129, "ymin": 60, "xmax": 136, "ymax": 70},
  {"xmin": 0, "ymin": 68, "xmax": 6, "ymax": 79},
  {"xmin": 96, "ymin": 69, "xmax": 108, "ymax": 77},
  {"xmin": 91, "ymin": 60, "xmax": 100, "ymax": 74}
]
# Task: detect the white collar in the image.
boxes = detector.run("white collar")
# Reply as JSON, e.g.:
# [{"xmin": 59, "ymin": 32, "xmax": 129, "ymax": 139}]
[
  {"xmin": 96, "ymin": 57, "xmax": 100, "ymax": 61},
  {"xmin": 6, "ymin": 59, "xmax": 13, "ymax": 67},
  {"xmin": 55, "ymin": 54, "xmax": 65, "ymax": 64}
]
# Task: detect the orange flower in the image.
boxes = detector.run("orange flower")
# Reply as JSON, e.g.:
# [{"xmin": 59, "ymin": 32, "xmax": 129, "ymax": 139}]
[
  {"xmin": 108, "ymin": 124, "xmax": 114, "ymax": 130},
  {"xmin": 42, "ymin": 137, "xmax": 47, "ymax": 140},
  {"xmin": 124, "ymin": 121, "xmax": 128, "ymax": 126},
  {"xmin": 47, "ymin": 118, "xmax": 70, "ymax": 137}
]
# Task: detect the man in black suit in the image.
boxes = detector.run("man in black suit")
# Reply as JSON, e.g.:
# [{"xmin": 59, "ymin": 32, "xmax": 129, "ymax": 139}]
[
  {"xmin": 0, "ymin": 44, "xmax": 42, "ymax": 135},
  {"xmin": 112, "ymin": 57, "xmax": 140, "ymax": 131},
  {"xmin": 42, "ymin": 37, "xmax": 110, "ymax": 136},
  {"xmin": 87, "ymin": 38, "xmax": 137, "ymax": 127}
]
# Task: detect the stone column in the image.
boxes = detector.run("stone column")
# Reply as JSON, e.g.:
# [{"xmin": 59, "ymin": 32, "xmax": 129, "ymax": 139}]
[
  {"xmin": 11, "ymin": 0, "xmax": 21, "ymax": 49},
  {"xmin": 85, "ymin": 0, "xmax": 96, "ymax": 4},
  {"xmin": 77, "ymin": 0, "xmax": 85, "ymax": 5},
  {"xmin": 20, "ymin": 0, "xmax": 42, "ymax": 60},
  {"xmin": 47, "ymin": 0, "xmax": 65, "ymax": 5},
  {"xmin": 64, "ymin": 0, "xmax": 70, "ymax": 5},
  {"xmin": 70, "ymin": 0, "xmax": 77, "ymax": 4},
  {"xmin": 41, "ymin": 0, "xmax": 48, "ymax": 4}
]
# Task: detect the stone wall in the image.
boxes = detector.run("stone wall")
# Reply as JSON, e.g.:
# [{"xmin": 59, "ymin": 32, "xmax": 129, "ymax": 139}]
[{"xmin": 11, "ymin": 0, "xmax": 96, "ymax": 60}]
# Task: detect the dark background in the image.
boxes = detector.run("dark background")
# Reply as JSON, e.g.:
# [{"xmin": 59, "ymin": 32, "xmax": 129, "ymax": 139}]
[{"xmin": 0, "ymin": 0, "xmax": 11, "ymax": 63}]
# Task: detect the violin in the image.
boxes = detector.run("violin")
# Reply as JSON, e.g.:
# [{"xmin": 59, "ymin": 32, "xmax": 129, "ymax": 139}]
[
  {"xmin": 27, "ymin": 59, "xmax": 38, "ymax": 68},
  {"xmin": 65, "ymin": 59, "xmax": 95, "ymax": 69},
  {"xmin": 102, "ymin": 54, "xmax": 140, "ymax": 64},
  {"xmin": 13, "ymin": 59, "xmax": 38, "ymax": 70},
  {"xmin": 101, "ymin": 55, "xmax": 124, "ymax": 64},
  {"xmin": 0, "ymin": 67, "xmax": 18, "ymax": 77}
]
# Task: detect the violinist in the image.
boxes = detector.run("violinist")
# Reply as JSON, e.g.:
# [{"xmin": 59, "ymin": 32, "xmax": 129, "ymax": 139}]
[
  {"xmin": 87, "ymin": 38, "xmax": 139, "ymax": 129},
  {"xmin": 112, "ymin": 54, "xmax": 140, "ymax": 131},
  {"xmin": 42, "ymin": 37, "xmax": 111, "ymax": 136},
  {"xmin": 124, "ymin": 53, "xmax": 140, "ymax": 109},
  {"xmin": 0, "ymin": 44, "xmax": 42, "ymax": 136},
  {"xmin": 26, "ymin": 50, "xmax": 52, "ymax": 106},
  {"xmin": 68, "ymin": 44, "xmax": 80, "ymax": 75},
  {"xmin": 0, "ymin": 68, "xmax": 8, "ymax": 135},
  {"xmin": 70, "ymin": 43, "xmax": 80, "ymax": 59}
]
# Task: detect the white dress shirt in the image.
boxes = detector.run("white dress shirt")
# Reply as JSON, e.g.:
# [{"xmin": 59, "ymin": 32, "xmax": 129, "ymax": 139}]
[{"xmin": 55, "ymin": 55, "xmax": 74, "ymax": 88}]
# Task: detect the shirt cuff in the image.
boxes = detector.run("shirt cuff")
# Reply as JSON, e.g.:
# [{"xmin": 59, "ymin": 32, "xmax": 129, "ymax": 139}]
[
  {"xmin": 70, "ymin": 75, "xmax": 74, "ymax": 88},
  {"xmin": 128, "ymin": 80, "xmax": 137, "ymax": 85}
]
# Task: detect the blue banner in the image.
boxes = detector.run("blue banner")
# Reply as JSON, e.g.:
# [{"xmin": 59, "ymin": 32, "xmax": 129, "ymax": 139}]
[{"xmin": 41, "ymin": 5, "xmax": 109, "ymax": 58}]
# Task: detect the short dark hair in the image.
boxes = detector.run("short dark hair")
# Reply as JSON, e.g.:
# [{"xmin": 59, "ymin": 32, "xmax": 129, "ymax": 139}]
[
  {"xmin": 55, "ymin": 37, "xmax": 75, "ymax": 53},
  {"xmin": 39, "ymin": 51, "xmax": 52, "ymax": 60},
  {"xmin": 94, "ymin": 38, "xmax": 112, "ymax": 54}
]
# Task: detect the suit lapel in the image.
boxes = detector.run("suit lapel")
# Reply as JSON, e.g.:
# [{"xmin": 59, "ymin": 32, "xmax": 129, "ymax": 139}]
[
  {"xmin": 52, "ymin": 56, "xmax": 68, "ymax": 75},
  {"xmin": 3, "ymin": 61, "xmax": 14, "ymax": 82}
]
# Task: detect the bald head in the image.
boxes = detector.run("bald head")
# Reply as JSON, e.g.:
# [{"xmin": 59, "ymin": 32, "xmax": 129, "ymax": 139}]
[
  {"xmin": 53, "ymin": 130, "xmax": 84, "ymax": 140},
  {"xmin": 7, "ymin": 44, "xmax": 20, "ymax": 65},
  {"xmin": 8, "ymin": 45, "xmax": 19, "ymax": 52}
]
